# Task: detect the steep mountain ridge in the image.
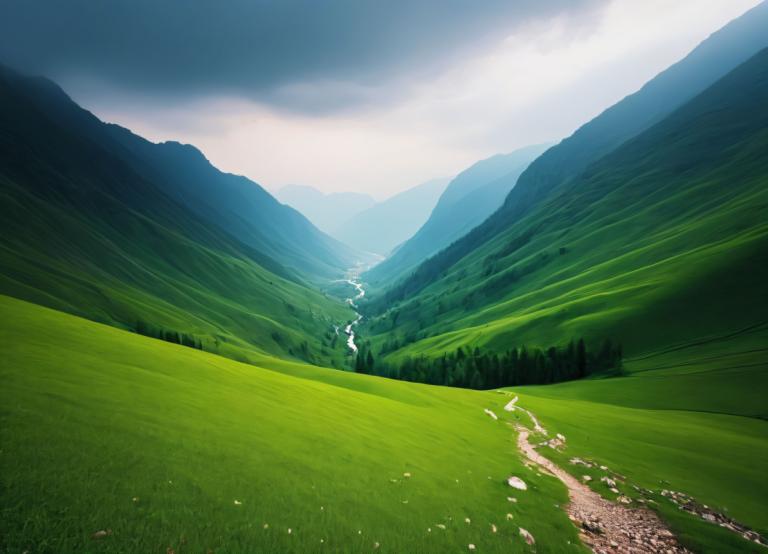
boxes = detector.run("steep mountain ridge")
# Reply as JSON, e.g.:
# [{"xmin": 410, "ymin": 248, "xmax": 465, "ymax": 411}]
[
  {"xmin": 0, "ymin": 65, "xmax": 353, "ymax": 364},
  {"xmin": 373, "ymin": 1, "xmax": 768, "ymax": 296},
  {"xmin": 365, "ymin": 47, "xmax": 768, "ymax": 364},
  {"xmin": 366, "ymin": 144, "xmax": 548, "ymax": 284},
  {"xmin": 6, "ymin": 68, "xmax": 360, "ymax": 281}
]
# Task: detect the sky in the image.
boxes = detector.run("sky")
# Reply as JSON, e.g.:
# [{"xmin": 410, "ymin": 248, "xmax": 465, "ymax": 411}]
[{"xmin": 0, "ymin": 0, "xmax": 762, "ymax": 199}]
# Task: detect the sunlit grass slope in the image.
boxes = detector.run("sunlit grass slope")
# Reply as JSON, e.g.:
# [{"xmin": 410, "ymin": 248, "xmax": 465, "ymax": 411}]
[
  {"xmin": 0, "ymin": 295, "xmax": 584, "ymax": 553},
  {"xmin": 509, "ymin": 332, "xmax": 768, "ymax": 552}
]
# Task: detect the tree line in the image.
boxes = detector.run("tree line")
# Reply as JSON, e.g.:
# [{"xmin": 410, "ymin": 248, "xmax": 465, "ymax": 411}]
[
  {"xmin": 354, "ymin": 338, "xmax": 623, "ymax": 389},
  {"xmin": 134, "ymin": 320, "xmax": 204, "ymax": 350}
]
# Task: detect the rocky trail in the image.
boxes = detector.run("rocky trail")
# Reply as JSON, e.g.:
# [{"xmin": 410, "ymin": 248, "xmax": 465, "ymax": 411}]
[
  {"xmin": 516, "ymin": 426, "xmax": 690, "ymax": 554},
  {"xmin": 507, "ymin": 396, "xmax": 768, "ymax": 552}
]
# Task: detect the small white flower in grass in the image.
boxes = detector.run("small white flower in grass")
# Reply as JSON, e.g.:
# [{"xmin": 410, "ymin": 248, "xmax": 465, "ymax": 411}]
[
  {"xmin": 491, "ymin": 524, "xmax": 497, "ymax": 533},
  {"xmin": 288, "ymin": 528, "xmax": 292, "ymax": 534},
  {"xmin": 436, "ymin": 524, "xmax": 446, "ymax": 530},
  {"xmin": 263, "ymin": 523, "xmax": 269, "ymax": 529},
  {"xmin": 320, "ymin": 506, "xmax": 324, "ymax": 511},
  {"xmin": 320, "ymin": 539, "xmax": 324, "ymax": 543},
  {"xmin": 358, "ymin": 530, "xmax": 362, "ymax": 535},
  {"xmin": 468, "ymin": 544, "xmax": 476, "ymax": 551},
  {"xmin": 464, "ymin": 517, "xmax": 471, "ymax": 524},
  {"xmin": 402, "ymin": 500, "xmax": 409, "ymax": 504},
  {"xmin": 507, "ymin": 496, "xmax": 517, "ymax": 503},
  {"xmin": 403, "ymin": 472, "xmax": 412, "ymax": 478},
  {"xmin": 233, "ymin": 500, "xmax": 242, "ymax": 506},
  {"xmin": 373, "ymin": 542, "xmax": 380, "ymax": 549},
  {"xmin": 132, "ymin": 497, "xmax": 139, "ymax": 503},
  {"xmin": 506, "ymin": 513, "xmax": 514, "ymax": 520},
  {"xmin": 427, "ymin": 528, "xmax": 432, "ymax": 533}
]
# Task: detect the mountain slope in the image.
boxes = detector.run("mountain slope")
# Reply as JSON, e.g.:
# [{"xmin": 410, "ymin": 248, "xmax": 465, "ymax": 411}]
[
  {"xmin": 367, "ymin": 144, "xmax": 548, "ymax": 284},
  {"xmin": 335, "ymin": 177, "xmax": 450, "ymax": 255},
  {"xmin": 373, "ymin": 1, "xmax": 768, "ymax": 296},
  {"xmin": 0, "ymin": 65, "xmax": 353, "ymax": 365},
  {"xmin": 275, "ymin": 184, "xmax": 376, "ymax": 236},
  {"xmin": 7, "ymin": 70, "xmax": 360, "ymax": 281},
  {"xmin": 366, "ymin": 47, "xmax": 768, "ymax": 365}
]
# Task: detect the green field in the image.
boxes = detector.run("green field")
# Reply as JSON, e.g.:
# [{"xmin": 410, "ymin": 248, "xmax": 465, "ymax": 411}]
[{"xmin": 1, "ymin": 295, "xmax": 587, "ymax": 553}]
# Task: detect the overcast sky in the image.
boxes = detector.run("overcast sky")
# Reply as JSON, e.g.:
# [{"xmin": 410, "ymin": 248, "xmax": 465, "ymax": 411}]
[{"xmin": 0, "ymin": 0, "xmax": 761, "ymax": 199}]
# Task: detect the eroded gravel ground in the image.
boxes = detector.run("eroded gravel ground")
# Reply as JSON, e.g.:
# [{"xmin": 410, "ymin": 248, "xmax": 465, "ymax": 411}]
[{"xmin": 516, "ymin": 426, "xmax": 691, "ymax": 554}]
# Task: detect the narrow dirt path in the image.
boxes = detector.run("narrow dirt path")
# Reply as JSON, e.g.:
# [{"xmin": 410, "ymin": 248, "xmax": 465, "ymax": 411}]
[{"xmin": 516, "ymin": 426, "xmax": 691, "ymax": 554}]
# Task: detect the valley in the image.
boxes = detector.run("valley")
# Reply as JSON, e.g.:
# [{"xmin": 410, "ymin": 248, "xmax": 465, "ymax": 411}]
[{"xmin": 1, "ymin": 3, "xmax": 767, "ymax": 554}]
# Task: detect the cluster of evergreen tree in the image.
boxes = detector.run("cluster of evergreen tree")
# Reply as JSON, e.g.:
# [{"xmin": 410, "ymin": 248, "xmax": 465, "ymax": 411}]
[
  {"xmin": 355, "ymin": 342, "xmax": 376, "ymax": 373},
  {"xmin": 355, "ymin": 338, "xmax": 622, "ymax": 390},
  {"xmin": 134, "ymin": 320, "xmax": 204, "ymax": 350}
]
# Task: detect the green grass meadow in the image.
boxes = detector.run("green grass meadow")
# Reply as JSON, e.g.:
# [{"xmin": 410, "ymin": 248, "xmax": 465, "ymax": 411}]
[{"xmin": 1, "ymin": 295, "xmax": 585, "ymax": 553}]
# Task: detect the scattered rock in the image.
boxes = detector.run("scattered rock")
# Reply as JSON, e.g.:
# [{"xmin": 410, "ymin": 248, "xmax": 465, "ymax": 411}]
[
  {"xmin": 582, "ymin": 520, "xmax": 605, "ymax": 534},
  {"xmin": 582, "ymin": 475, "xmax": 593, "ymax": 483},
  {"xmin": 506, "ymin": 513, "xmax": 514, "ymax": 520},
  {"xmin": 504, "ymin": 396, "xmax": 519, "ymax": 411},
  {"xmin": 600, "ymin": 476, "xmax": 617, "ymax": 488},
  {"xmin": 403, "ymin": 472, "xmax": 412, "ymax": 478},
  {"xmin": 507, "ymin": 476, "xmax": 527, "ymax": 490},
  {"xmin": 519, "ymin": 527, "xmax": 535, "ymax": 545},
  {"xmin": 92, "ymin": 529, "xmax": 112, "ymax": 540},
  {"xmin": 490, "ymin": 523, "xmax": 497, "ymax": 533},
  {"xmin": 468, "ymin": 544, "xmax": 476, "ymax": 551},
  {"xmin": 507, "ymin": 496, "xmax": 518, "ymax": 503},
  {"xmin": 617, "ymin": 496, "xmax": 632, "ymax": 505},
  {"xmin": 233, "ymin": 499, "xmax": 242, "ymax": 505}
]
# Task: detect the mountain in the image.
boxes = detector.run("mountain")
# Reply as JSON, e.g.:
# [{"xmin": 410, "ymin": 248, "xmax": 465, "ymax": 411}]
[
  {"xmin": 275, "ymin": 184, "xmax": 376, "ymax": 235},
  {"xmin": 334, "ymin": 177, "xmax": 450, "ymax": 255},
  {"xmin": 0, "ymin": 65, "xmax": 354, "ymax": 365},
  {"xmin": 100, "ymin": 142, "xmax": 365, "ymax": 282},
  {"xmin": 368, "ymin": 0, "xmax": 768, "ymax": 300},
  {"xmin": 365, "ymin": 47, "xmax": 768, "ymax": 365},
  {"xmin": 366, "ymin": 144, "xmax": 549, "ymax": 284}
]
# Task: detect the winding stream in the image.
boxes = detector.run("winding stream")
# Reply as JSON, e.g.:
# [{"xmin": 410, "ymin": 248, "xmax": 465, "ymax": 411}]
[{"xmin": 341, "ymin": 270, "xmax": 366, "ymax": 354}]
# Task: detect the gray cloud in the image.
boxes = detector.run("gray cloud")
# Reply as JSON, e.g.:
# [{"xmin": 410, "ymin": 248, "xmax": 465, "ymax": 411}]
[{"xmin": 0, "ymin": 0, "xmax": 606, "ymax": 112}]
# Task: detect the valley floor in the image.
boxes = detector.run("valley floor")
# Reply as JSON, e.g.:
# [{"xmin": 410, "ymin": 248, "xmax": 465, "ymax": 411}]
[{"xmin": 1, "ymin": 294, "xmax": 766, "ymax": 553}]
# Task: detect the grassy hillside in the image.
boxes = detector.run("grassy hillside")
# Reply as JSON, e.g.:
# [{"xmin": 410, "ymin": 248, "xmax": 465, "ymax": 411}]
[
  {"xmin": 13, "ymin": 68, "xmax": 361, "ymax": 282},
  {"xmin": 368, "ymin": 1, "xmax": 768, "ymax": 297},
  {"xmin": 512, "ymin": 332, "xmax": 768, "ymax": 552},
  {"xmin": 0, "ymin": 295, "xmax": 583, "ymax": 554},
  {"xmin": 0, "ymin": 66, "xmax": 355, "ymax": 367},
  {"xmin": 364, "ymin": 48, "xmax": 768, "ymax": 365},
  {"xmin": 3, "ymin": 295, "xmax": 766, "ymax": 553}
]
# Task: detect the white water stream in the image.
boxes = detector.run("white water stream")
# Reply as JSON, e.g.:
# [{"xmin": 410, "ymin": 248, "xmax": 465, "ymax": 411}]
[{"xmin": 342, "ymin": 274, "xmax": 365, "ymax": 353}]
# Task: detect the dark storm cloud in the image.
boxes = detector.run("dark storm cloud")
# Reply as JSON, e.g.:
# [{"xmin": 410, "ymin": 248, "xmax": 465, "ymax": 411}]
[{"xmin": 0, "ymin": 0, "xmax": 606, "ymax": 112}]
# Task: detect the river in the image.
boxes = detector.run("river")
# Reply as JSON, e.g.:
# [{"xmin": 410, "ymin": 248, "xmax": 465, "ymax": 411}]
[{"xmin": 342, "ymin": 271, "xmax": 365, "ymax": 353}]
